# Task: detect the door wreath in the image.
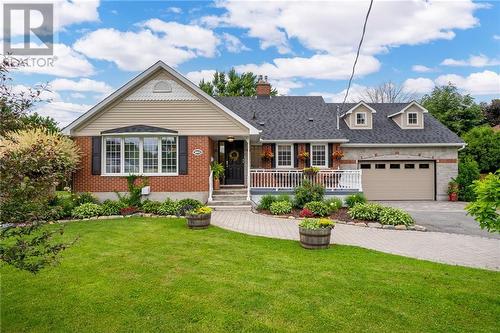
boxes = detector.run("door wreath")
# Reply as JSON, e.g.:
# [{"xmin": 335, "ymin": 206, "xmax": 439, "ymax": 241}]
[{"xmin": 229, "ymin": 150, "xmax": 240, "ymax": 161}]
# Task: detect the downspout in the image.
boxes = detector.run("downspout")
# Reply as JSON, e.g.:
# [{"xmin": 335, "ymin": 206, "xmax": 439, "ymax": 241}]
[
  {"xmin": 336, "ymin": 105, "xmax": 340, "ymax": 130},
  {"xmin": 246, "ymin": 137, "xmax": 251, "ymax": 201}
]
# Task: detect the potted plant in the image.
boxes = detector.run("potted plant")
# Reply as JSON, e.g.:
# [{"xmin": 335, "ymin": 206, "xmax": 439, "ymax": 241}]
[
  {"xmin": 332, "ymin": 150, "xmax": 344, "ymax": 160},
  {"xmin": 211, "ymin": 162, "xmax": 224, "ymax": 190},
  {"xmin": 447, "ymin": 180, "xmax": 459, "ymax": 202},
  {"xmin": 303, "ymin": 166, "xmax": 320, "ymax": 176},
  {"xmin": 186, "ymin": 206, "xmax": 212, "ymax": 229},
  {"xmin": 298, "ymin": 218, "xmax": 335, "ymax": 249},
  {"xmin": 261, "ymin": 147, "xmax": 274, "ymax": 161},
  {"xmin": 298, "ymin": 150, "xmax": 309, "ymax": 161}
]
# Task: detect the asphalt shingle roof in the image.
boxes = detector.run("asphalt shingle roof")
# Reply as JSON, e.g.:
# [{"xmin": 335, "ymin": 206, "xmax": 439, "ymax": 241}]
[{"xmin": 216, "ymin": 96, "xmax": 463, "ymax": 144}]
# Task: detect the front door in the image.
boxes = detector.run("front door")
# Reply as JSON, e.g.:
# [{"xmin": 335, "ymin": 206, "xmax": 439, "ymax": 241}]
[{"xmin": 224, "ymin": 140, "xmax": 244, "ymax": 185}]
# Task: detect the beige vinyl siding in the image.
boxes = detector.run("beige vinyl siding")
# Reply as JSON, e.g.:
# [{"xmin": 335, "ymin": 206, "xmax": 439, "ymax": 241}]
[
  {"xmin": 72, "ymin": 70, "xmax": 249, "ymax": 136},
  {"xmin": 344, "ymin": 105, "xmax": 373, "ymax": 129},
  {"xmin": 391, "ymin": 105, "xmax": 425, "ymax": 129}
]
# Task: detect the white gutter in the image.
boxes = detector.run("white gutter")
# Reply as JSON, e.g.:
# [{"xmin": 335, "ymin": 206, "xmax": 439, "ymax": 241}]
[
  {"xmin": 260, "ymin": 139, "xmax": 349, "ymax": 143},
  {"xmin": 340, "ymin": 143, "xmax": 465, "ymax": 147}
]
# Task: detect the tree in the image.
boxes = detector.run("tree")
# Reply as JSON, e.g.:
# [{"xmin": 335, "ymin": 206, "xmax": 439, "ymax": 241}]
[
  {"xmin": 466, "ymin": 172, "xmax": 500, "ymax": 233},
  {"xmin": 456, "ymin": 156, "xmax": 480, "ymax": 202},
  {"xmin": 480, "ymin": 99, "xmax": 500, "ymax": 127},
  {"xmin": 421, "ymin": 84, "xmax": 485, "ymax": 136},
  {"xmin": 22, "ymin": 112, "xmax": 60, "ymax": 133},
  {"xmin": 358, "ymin": 81, "xmax": 417, "ymax": 103},
  {"xmin": 199, "ymin": 68, "xmax": 278, "ymax": 97},
  {"xmin": 461, "ymin": 126, "xmax": 500, "ymax": 173}
]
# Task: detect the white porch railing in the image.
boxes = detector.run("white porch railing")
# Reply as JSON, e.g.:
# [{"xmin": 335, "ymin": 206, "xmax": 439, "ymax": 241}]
[
  {"xmin": 208, "ymin": 169, "xmax": 213, "ymax": 202},
  {"xmin": 250, "ymin": 169, "xmax": 362, "ymax": 191}
]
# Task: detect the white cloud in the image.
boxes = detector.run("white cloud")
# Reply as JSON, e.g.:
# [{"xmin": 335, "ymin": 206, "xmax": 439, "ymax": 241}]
[
  {"xmin": 14, "ymin": 43, "xmax": 95, "ymax": 77},
  {"xmin": 49, "ymin": 78, "xmax": 113, "ymax": 95},
  {"xmin": 403, "ymin": 78, "xmax": 435, "ymax": 94},
  {"xmin": 441, "ymin": 54, "xmax": 500, "ymax": 67},
  {"xmin": 494, "ymin": 35, "xmax": 500, "ymax": 40},
  {"xmin": 70, "ymin": 92, "xmax": 86, "ymax": 99},
  {"xmin": 202, "ymin": 0, "xmax": 481, "ymax": 55},
  {"xmin": 73, "ymin": 19, "xmax": 219, "ymax": 71},
  {"xmin": 235, "ymin": 53, "xmax": 380, "ymax": 80},
  {"xmin": 412, "ymin": 65, "xmax": 435, "ymax": 73},
  {"xmin": 185, "ymin": 69, "xmax": 216, "ymax": 84},
  {"xmin": 221, "ymin": 33, "xmax": 250, "ymax": 53},
  {"xmin": 311, "ymin": 84, "xmax": 368, "ymax": 103},
  {"xmin": 0, "ymin": 0, "xmax": 100, "ymax": 36},
  {"xmin": 270, "ymin": 79, "xmax": 303, "ymax": 95},
  {"xmin": 167, "ymin": 7, "xmax": 182, "ymax": 14},
  {"xmin": 435, "ymin": 70, "xmax": 500, "ymax": 95}
]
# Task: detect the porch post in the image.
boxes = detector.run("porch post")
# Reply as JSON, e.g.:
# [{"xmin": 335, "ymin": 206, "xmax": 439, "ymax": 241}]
[{"xmin": 246, "ymin": 136, "xmax": 251, "ymax": 201}]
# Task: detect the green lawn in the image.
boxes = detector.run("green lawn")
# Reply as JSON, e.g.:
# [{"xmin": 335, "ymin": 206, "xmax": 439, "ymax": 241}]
[{"xmin": 2, "ymin": 218, "xmax": 499, "ymax": 333}]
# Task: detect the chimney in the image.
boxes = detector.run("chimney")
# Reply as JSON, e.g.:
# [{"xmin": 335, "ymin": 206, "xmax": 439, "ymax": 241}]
[{"xmin": 256, "ymin": 74, "xmax": 271, "ymax": 98}]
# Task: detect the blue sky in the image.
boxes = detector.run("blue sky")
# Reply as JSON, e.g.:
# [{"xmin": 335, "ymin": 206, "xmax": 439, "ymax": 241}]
[{"xmin": 4, "ymin": 0, "xmax": 500, "ymax": 127}]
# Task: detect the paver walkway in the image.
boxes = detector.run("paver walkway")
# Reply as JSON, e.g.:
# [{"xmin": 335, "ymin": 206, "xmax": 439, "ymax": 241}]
[{"xmin": 212, "ymin": 211, "xmax": 500, "ymax": 271}]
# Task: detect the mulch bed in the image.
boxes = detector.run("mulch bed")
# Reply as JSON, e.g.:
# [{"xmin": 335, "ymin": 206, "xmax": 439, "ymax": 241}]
[{"xmin": 257, "ymin": 207, "xmax": 372, "ymax": 224}]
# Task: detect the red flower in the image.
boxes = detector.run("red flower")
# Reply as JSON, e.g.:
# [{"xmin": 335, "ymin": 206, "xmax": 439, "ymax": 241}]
[
  {"xmin": 261, "ymin": 147, "xmax": 274, "ymax": 160},
  {"xmin": 332, "ymin": 150, "xmax": 344, "ymax": 160},
  {"xmin": 299, "ymin": 208, "xmax": 314, "ymax": 218}
]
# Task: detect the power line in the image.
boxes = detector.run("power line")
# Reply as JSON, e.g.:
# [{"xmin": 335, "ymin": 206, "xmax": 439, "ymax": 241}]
[{"xmin": 339, "ymin": 0, "xmax": 374, "ymax": 113}]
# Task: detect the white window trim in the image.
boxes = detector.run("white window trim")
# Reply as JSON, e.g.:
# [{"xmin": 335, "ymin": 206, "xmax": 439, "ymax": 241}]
[
  {"xmin": 407, "ymin": 112, "xmax": 418, "ymax": 126},
  {"xmin": 102, "ymin": 136, "xmax": 179, "ymax": 176},
  {"xmin": 310, "ymin": 143, "xmax": 328, "ymax": 168},
  {"xmin": 356, "ymin": 111, "xmax": 367, "ymax": 126},
  {"xmin": 276, "ymin": 144, "xmax": 294, "ymax": 168}
]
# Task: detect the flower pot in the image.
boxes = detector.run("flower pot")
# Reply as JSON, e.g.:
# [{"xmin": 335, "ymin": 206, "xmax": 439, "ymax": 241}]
[
  {"xmin": 186, "ymin": 213, "xmax": 211, "ymax": 229},
  {"xmin": 214, "ymin": 178, "xmax": 220, "ymax": 190},
  {"xmin": 299, "ymin": 226, "xmax": 333, "ymax": 249},
  {"xmin": 448, "ymin": 192, "xmax": 458, "ymax": 202}
]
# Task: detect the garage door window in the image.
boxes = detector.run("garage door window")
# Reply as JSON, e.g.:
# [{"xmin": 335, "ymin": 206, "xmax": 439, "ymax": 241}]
[
  {"xmin": 404, "ymin": 163, "xmax": 415, "ymax": 169},
  {"xmin": 419, "ymin": 163, "xmax": 430, "ymax": 169},
  {"xmin": 390, "ymin": 163, "xmax": 400, "ymax": 169},
  {"xmin": 375, "ymin": 163, "xmax": 386, "ymax": 169},
  {"xmin": 360, "ymin": 163, "xmax": 371, "ymax": 169}
]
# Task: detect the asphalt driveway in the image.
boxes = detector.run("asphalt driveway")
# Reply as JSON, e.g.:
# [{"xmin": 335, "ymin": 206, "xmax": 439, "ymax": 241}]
[{"xmin": 378, "ymin": 201, "xmax": 500, "ymax": 239}]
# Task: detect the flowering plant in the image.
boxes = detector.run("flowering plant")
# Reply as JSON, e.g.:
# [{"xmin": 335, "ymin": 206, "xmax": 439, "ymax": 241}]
[
  {"xmin": 261, "ymin": 147, "xmax": 274, "ymax": 160},
  {"xmin": 303, "ymin": 167, "xmax": 320, "ymax": 175},
  {"xmin": 187, "ymin": 206, "xmax": 213, "ymax": 216},
  {"xmin": 297, "ymin": 150, "xmax": 309, "ymax": 161},
  {"xmin": 332, "ymin": 150, "xmax": 344, "ymax": 160},
  {"xmin": 299, "ymin": 208, "xmax": 314, "ymax": 218}
]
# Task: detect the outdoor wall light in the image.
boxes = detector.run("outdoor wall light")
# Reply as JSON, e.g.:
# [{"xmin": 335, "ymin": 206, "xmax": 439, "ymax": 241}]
[{"xmin": 227, "ymin": 136, "xmax": 235, "ymax": 142}]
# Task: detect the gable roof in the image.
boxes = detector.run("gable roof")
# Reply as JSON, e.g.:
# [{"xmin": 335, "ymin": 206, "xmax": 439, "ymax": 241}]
[
  {"xmin": 101, "ymin": 125, "xmax": 177, "ymax": 135},
  {"xmin": 215, "ymin": 97, "xmax": 463, "ymax": 145},
  {"xmin": 341, "ymin": 101, "xmax": 377, "ymax": 117},
  {"xmin": 387, "ymin": 101, "xmax": 429, "ymax": 118},
  {"xmin": 62, "ymin": 61, "xmax": 259, "ymax": 135}
]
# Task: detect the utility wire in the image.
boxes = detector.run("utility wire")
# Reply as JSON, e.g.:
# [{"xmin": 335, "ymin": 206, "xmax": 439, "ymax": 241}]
[{"xmin": 339, "ymin": 0, "xmax": 374, "ymax": 114}]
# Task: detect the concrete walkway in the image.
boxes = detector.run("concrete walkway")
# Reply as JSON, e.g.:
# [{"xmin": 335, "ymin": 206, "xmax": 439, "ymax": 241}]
[{"xmin": 212, "ymin": 211, "xmax": 500, "ymax": 271}]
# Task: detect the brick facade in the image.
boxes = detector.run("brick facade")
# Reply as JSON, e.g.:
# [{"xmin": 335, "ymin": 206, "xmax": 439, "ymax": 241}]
[{"xmin": 73, "ymin": 136, "xmax": 213, "ymax": 193}]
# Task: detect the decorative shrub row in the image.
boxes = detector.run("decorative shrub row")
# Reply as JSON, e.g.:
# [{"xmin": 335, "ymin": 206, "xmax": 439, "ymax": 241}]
[{"xmin": 348, "ymin": 203, "xmax": 414, "ymax": 226}]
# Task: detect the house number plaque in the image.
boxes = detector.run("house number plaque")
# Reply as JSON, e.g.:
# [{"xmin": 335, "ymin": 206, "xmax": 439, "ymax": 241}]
[{"xmin": 192, "ymin": 149, "xmax": 203, "ymax": 156}]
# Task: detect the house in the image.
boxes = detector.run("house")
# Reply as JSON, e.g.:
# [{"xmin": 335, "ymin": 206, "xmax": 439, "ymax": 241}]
[{"xmin": 63, "ymin": 61, "xmax": 464, "ymax": 209}]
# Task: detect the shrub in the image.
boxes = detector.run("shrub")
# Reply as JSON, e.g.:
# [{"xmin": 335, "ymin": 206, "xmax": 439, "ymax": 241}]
[
  {"xmin": 348, "ymin": 203, "xmax": 384, "ymax": 221},
  {"xmin": 299, "ymin": 218, "xmax": 335, "ymax": 229},
  {"xmin": 379, "ymin": 207, "xmax": 415, "ymax": 226},
  {"xmin": 74, "ymin": 192, "xmax": 98, "ymax": 206},
  {"xmin": 177, "ymin": 198, "xmax": 203, "ymax": 216},
  {"xmin": 49, "ymin": 193, "xmax": 76, "ymax": 218},
  {"xmin": 270, "ymin": 201, "xmax": 293, "ymax": 215},
  {"xmin": 345, "ymin": 193, "xmax": 367, "ymax": 208},
  {"xmin": 0, "ymin": 129, "xmax": 79, "ymax": 223},
  {"xmin": 158, "ymin": 199, "xmax": 181, "ymax": 215},
  {"xmin": 41, "ymin": 205, "xmax": 65, "ymax": 221},
  {"xmin": 456, "ymin": 157, "xmax": 480, "ymax": 202},
  {"xmin": 324, "ymin": 197, "xmax": 343, "ymax": 213},
  {"xmin": 299, "ymin": 208, "xmax": 314, "ymax": 218},
  {"xmin": 461, "ymin": 126, "xmax": 500, "ymax": 173},
  {"xmin": 304, "ymin": 201, "xmax": 330, "ymax": 217},
  {"xmin": 293, "ymin": 180, "xmax": 325, "ymax": 208},
  {"xmin": 71, "ymin": 203, "xmax": 102, "ymax": 219},
  {"xmin": 276, "ymin": 194, "xmax": 292, "ymax": 203},
  {"xmin": 115, "ymin": 175, "xmax": 148, "ymax": 207},
  {"xmin": 466, "ymin": 172, "xmax": 500, "ymax": 233},
  {"xmin": 120, "ymin": 207, "xmax": 138, "ymax": 216},
  {"xmin": 258, "ymin": 194, "xmax": 277, "ymax": 210},
  {"xmin": 141, "ymin": 200, "xmax": 162, "ymax": 214},
  {"xmin": 101, "ymin": 200, "xmax": 127, "ymax": 216}
]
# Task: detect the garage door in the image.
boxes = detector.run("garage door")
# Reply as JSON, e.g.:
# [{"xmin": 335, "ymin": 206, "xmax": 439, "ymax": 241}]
[{"xmin": 360, "ymin": 161, "xmax": 435, "ymax": 200}]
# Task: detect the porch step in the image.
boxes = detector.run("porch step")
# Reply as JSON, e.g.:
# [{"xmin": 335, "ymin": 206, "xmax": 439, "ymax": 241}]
[
  {"xmin": 209, "ymin": 205, "xmax": 252, "ymax": 211},
  {"xmin": 213, "ymin": 188, "xmax": 248, "ymax": 195},
  {"xmin": 209, "ymin": 200, "xmax": 252, "ymax": 206},
  {"xmin": 212, "ymin": 194, "xmax": 248, "ymax": 201},
  {"xmin": 220, "ymin": 185, "xmax": 246, "ymax": 189}
]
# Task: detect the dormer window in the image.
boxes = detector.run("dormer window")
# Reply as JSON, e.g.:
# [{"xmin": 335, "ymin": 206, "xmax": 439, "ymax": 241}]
[
  {"xmin": 153, "ymin": 81, "xmax": 172, "ymax": 93},
  {"xmin": 356, "ymin": 112, "xmax": 366, "ymax": 125},
  {"xmin": 408, "ymin": 112, "xmax": 418, "ymax": 125}
]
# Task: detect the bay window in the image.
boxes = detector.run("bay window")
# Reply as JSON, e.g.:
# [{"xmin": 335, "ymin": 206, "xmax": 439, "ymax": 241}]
[
  {"xmin": 277, "ymin": 144, "xmax": 293, "ymax": 168},
  {"xmin": 103, "ymin": 136, "xmax": 178, "ymax": 175},
  {"xmin": 311, "ymin": 144, "xmax": 327, "ymax": 167}
]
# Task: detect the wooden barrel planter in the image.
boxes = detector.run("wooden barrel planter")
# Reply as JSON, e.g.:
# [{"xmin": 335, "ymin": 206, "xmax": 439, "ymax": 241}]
[
  {"xmin": 186, "ymin": 213, "xmax": 211, "ymax": 229},
  {"xmin": 299, "ymin": 226, "xmax": 333, "ymax": 249}
]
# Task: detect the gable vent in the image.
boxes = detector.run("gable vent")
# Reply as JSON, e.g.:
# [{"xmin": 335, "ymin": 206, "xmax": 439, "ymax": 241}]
[{"xmin": 153, "ymin": 80, "xmax": 172, "ymax": 93}]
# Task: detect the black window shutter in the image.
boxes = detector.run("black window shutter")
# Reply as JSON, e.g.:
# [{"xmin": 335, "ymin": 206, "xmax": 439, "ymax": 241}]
[
  {"xmin": 178, "ymin": 136, "xmax": 188, "ymax": 175},
  {"xmin": 91, "ymin": 136, "xmax": 102, "ymax": 175},
  {"xmin": 328, "ymin": 143, "xmax": 333, "ymax": 168},
  {"xmin": 305, "ymin": 143, "xmax": 311, "ymax": 167},
  {"xmin": 293, "ymin": 143, "xmax": 299, "ymax": 168},
  {"xmin": 270, "ymin": 143, "xmax": 276, "ymax": 168}
]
